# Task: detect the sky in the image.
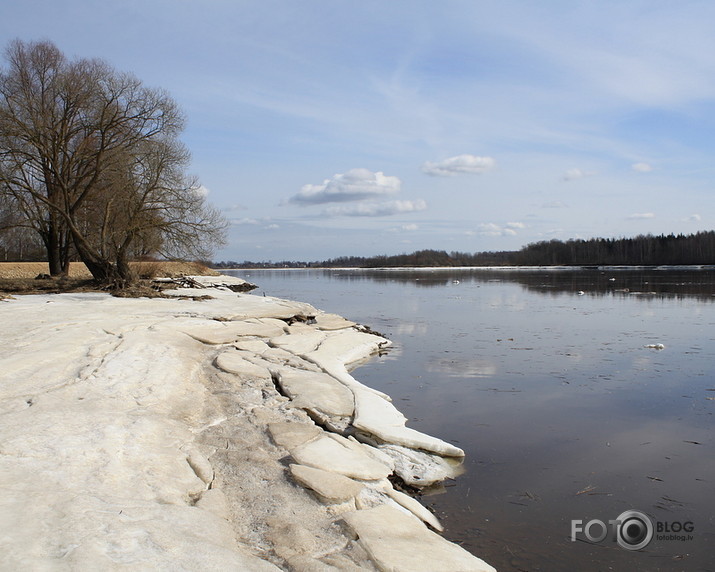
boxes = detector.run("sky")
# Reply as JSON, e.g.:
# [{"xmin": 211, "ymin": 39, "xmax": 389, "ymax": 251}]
[{"xmin": 2, "ymin": 1, "xmax": 715, "ymax": 262}]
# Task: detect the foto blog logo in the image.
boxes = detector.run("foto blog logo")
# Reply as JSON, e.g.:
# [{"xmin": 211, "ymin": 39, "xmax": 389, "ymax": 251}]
[{"xmin": 571, "ymin": 510, "xmax": 654, "ymax": 551}]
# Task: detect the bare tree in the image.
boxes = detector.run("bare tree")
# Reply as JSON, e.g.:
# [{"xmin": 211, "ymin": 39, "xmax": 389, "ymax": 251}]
[
  {"xmin": 0, "ymin": 39, "xmax": 226, "ymax": 284},
  {"xmin": 0, "ymin": 41, "xmax": 73, "ymax": 273},
  {"xmin": 0, "ymin": 197, "xmax": 45, "ymax": 261},
  {"xmin": 76, "ymin": 138, "xmax": 226, "ymax": 283}
]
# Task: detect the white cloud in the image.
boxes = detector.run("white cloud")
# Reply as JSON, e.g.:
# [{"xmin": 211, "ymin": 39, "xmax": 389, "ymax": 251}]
[
  {"xmin": 401, "ymin": 223, "xmax": 419, "ymax": 231},
  {"xmin": 265, "ymin": 223, "xmax": 280, "ymax": 229},
  {"xmin": 562, "ymin": 168, "xmax": 596, "ymax": 181},
  {"xmin": 324, "ymin": 199, "xmax": 427, "ymax": 217},
  {"xmin": 291, "ymin": 168, "xmax": 401, "ymax": 204},
  {"xmin": 230, "ymin": 217, "xmax": 261, "ymax": 226},
  {"xmin": 475, "ymin": 222, "xmax": 524, "ymax": 236},
  {"xmin": 685, "ymin": 214, "xmax": 702, "ymax": 222},
  {"xmin": 223, "ymin": 203, "xmax": 247, "ymax": 212},
  {"xmin": 627, "ymin": 212, "xmax": 655, "ymax": 219},
  {"xmin": 421, "ymin": 154, "xmax": 496, "ymax": 176},
  {"xmin": 631, "ymin": 162, "xmax": 653, "ymax": 173},
  {"xmin": 544, "ymin": 229, "xmax": 565, "ymax": 237},
  {"xmin": 194, "ymin": 184, "xmax": 211, "ymax": 198},
  {"xmin": 541, "ymin": 200, "xmax": 568, "ymax": 209},
  {"xmin": 476, "ymin": 223, "xmax": 503, "ymax": 236}
]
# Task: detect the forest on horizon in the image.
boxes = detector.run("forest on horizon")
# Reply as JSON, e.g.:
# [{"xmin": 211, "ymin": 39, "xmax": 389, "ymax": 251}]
[{"xmin": 213, "ymin": 231, "xmax": 715, "ymax": 269}]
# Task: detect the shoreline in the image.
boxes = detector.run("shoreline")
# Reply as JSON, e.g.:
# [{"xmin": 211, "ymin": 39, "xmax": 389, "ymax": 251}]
[
  {"xmin": 216, "ymin": 264, "xmax": 715, "ymax": 272},
  {"xmin": 0, "ymin": 275, "xmax": 494, "ymax": 571}
]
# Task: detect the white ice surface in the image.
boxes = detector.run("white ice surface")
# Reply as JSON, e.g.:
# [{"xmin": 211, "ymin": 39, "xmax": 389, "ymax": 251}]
[
  {"xmin": 0, "ymin": 290, "xmax": 311, "ymax": 570},
  {"xmin": 0, "ymin": 283, "xmax": 479, "ymax": 571},
  {"xmin": 290, "ymin": 329, "xmax": 465, "ymax": 457}
]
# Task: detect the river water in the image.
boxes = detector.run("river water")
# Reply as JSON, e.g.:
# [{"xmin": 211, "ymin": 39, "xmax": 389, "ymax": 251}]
[{"xmin": 225, "ymin": 268, "xmax": 715, "ymax": 572}]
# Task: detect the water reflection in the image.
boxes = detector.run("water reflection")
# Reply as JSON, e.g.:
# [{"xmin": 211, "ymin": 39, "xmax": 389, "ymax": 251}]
[
  {"xmin": 318, "ymin": 267, "xmax": 715, "ymax": 300},
  {"xmin": 227, "ymin": 268, "xmax": 715, "ymax": 571},
  {"xmin": 426, "ymin": 356, "xmax": 497, "ymax": 378},
  {"xmin": 392, "ymin": 322, "xmax": 429, "ymax": 336}
]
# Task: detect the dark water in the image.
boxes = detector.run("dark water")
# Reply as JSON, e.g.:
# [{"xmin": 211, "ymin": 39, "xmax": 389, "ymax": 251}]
[{"xmin": 226, "ymin": 268, "xmax": 715, "ymax": 572}]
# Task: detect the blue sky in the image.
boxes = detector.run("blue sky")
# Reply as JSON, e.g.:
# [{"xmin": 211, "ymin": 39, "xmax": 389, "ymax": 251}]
[{"xmin": 3, "ymin": 1, "xmax": 715, "ymax": 261}]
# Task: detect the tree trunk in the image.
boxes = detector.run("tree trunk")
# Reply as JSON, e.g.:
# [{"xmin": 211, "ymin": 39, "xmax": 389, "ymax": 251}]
[
  {"xmin": 83, "ymin": 258, "xmax": 120, "ymax": 285},
  {"xmin": 69, "ymin": 229, "xmax": 118, "ymax": 285},
  {"xmin": 116, "ymin": 249, "xmax": 135, "ymax": 286},
  {"xmin": 44, "ymin": 224, "xmax": 64, "ymax": 277},
  {"xmin": 59, "ymin": 228, "xmax": 72, "ymax": 275}
]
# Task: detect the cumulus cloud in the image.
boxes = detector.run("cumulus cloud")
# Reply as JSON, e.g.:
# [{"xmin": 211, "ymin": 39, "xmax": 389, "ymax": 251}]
[
  {"xmin": 544, "ymin": 229, "xmax": 565, "ymax": 237},
  {"xmin": 562, "ymin": 168, "xmax": 596, "ymax": 181},
  {"xmin": 632, "ymin": 162, "xmax": 653, "ymax": 173},
  {"xmin": 386, "ymin": 223, "xmax": 418, "ymax": 234},
  {"xmin": 685, "ymin": 214, "xmax": 702, "ymax": 222},
  {"xmin": 324, "ymin": 199, "xmax": 426, "ymax": 217},
  {"xmin": 627, "ymin": 212, "xmax": 655, "ymax": 219},
  {"xmin": 421, "ymin": 154, "xmax": 496, "ymax": 176},
  {"xmin": 474, "ymin": 222, "xmax": 525, "ymax": 236},
  {"xmin": 193, "ymin": 184, "xmax": 211, "ymax": 198},
  {"xmin": 223, "ymin": 203, "xmax": 247, "ymax": 212},
  {"xmin": 229, "ymin": 217, "xmax": 261, "ymax": 226},
  {"xmin": 477, "ymin": 223, "xmax": 503, "ymax": 236},
  {"xmin": 291, "ymin": 168, "xmax": 401, "ymax": 204}
]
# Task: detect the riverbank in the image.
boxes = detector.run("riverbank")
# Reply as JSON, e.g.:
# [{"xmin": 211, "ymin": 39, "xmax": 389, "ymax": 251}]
[
  {"xmin": 0, "ymin": 275, "xmax": 494, "ymax": 570},
  {"xmin": 0, "ymin": 261, "xmax": 219, "ymax": 280}
]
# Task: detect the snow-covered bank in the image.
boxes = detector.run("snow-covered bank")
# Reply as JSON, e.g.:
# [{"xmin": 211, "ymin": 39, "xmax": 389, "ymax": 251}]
[{"xmin": 0, "ymin": 277, "xmax": 494, "ymax": 571}]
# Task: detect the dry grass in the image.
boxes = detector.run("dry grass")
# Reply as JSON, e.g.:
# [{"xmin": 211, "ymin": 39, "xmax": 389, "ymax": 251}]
[
  {"xmin": 0, "ymin": 261, "xmax": 219, "ymax": 280},
  {"xmin": 0, "ymin": 261, "xmax": 219, "ymax": 297}
]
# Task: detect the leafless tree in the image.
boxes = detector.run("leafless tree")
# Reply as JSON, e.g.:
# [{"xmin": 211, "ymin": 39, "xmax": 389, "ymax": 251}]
[
  {"xmin": 0, "ymin": 39, "xmax": 226, "ymax": 285},
  {"xmin": 0, "ymin": 198, "xmax": 45, "ymax": 261}
]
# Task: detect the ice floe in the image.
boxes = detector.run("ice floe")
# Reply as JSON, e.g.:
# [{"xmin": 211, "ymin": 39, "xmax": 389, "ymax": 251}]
[{"xmin": 343, "ymin": 504, "xmax": 496, "ymax": 572}]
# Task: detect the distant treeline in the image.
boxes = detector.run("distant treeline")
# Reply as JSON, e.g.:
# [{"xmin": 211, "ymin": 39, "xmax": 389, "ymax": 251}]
[
  {"xmin": 212, "ymin": 250, "xmax": 512, "ymax": 269},
  {"xmin": 511, "ymin": 231, "xmax": 715, "ymax": 266},
  {"xmin": 213, "ymin": 231, "xmax": 715, "ymax": 269}
]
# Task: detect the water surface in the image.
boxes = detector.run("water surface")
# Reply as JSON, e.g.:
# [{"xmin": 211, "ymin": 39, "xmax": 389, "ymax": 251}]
[{"xmin": 226, "ymin": 268, "xmax": 715, "ymax": 572}]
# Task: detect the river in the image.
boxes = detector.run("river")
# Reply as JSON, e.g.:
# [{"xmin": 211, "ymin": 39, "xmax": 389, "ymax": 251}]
[{"xmin": 225, "ymin": 267, "xmax": 715, "ymax": 572}]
